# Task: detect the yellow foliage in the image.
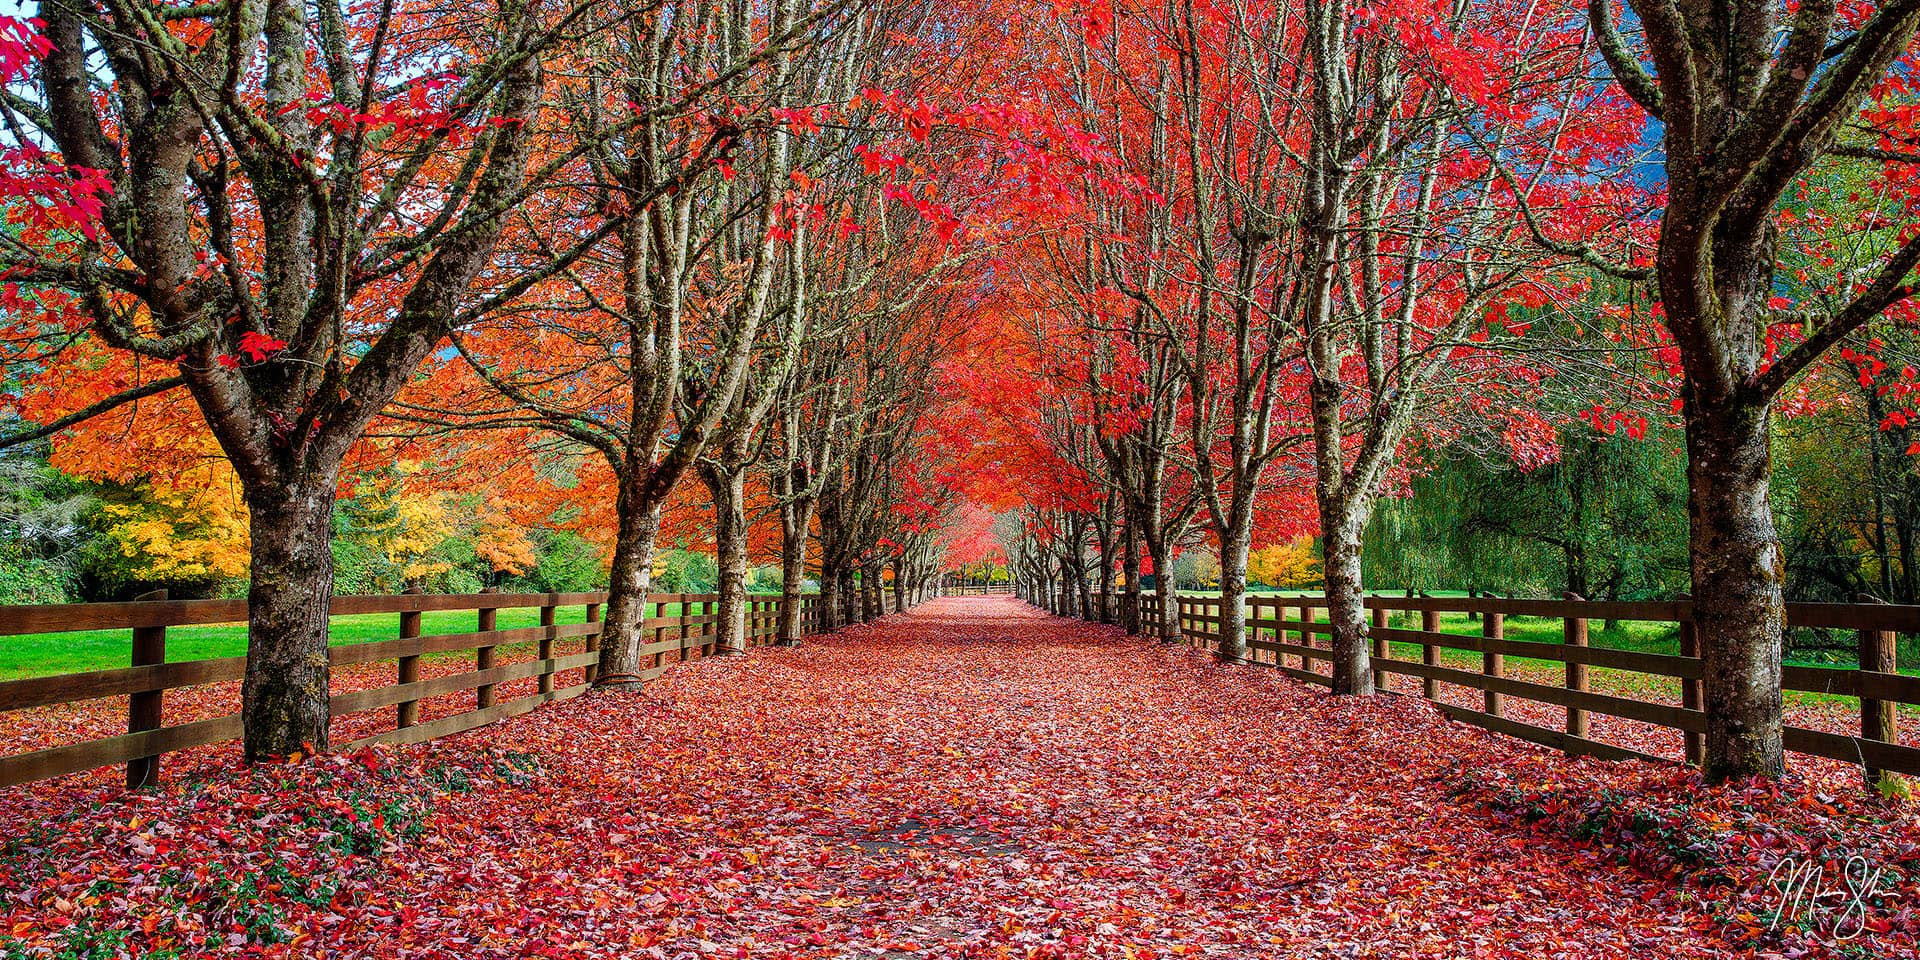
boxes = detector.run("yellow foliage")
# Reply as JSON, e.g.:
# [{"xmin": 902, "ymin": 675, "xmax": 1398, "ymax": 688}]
[
  {"xmin": 475, "ymin": 504, "xmax": 537, "ymax": 575},
  {"xmin": 1248, "ymin": 538, "xmax": 1320, "ymax": 588},
  {"xmin": 98, "ymin": 465, "xmax": 250, "ymax": 582},
  {"xmin": 367, "ymin": 488, "xmax": 454, "ymax": 582}
]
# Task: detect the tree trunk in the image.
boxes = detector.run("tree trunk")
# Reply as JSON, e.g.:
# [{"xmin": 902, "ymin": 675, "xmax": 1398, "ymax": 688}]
[
  {"xmin": 595, "ymin": 495, "xmax": 666, "ymax": 688},
  {"xmin": 892, "ymin": 559, "xmax": 907, "ymax": 613},
  {"xmin": 777, "ymin": 500, "xmax": 813, "ymax": 645},
  {"xmin": 1688, "ymin": 406, "xmax": 1786, "ymax": 781},
  {"xmin": 1324, "ymin": 508, "xmax": 1373, "ymax": 695},
  {"xmin": 703, "ymin": 465, "xmax": 750, "ymax": 655},
  {"xmin": 1217, "ymin": 519, "xmax": 1253, "ymax": 663},
  {"xmin": 1122, "ymin": 523, "xmax": 1142, "ymax": 635},
  {"xmin": 1142, "ymin": 533, "xmax": 1180, "ymax": 641},
  {"xmin": 1097, "ymin": 537, "xmax": 1115, "ymax": 625},
  {"xmin": 1565, "ymin": 540, "xmax": 1591, "ymax": 602},
  {"xmin": 819, "ymin": 557, "xmax": 841, "ymax": 632},
  {"xmin": 840, "ymin": 567, "xmax": 860, "ymax": 624},
  {"xmin": 1076, "ymin": 554, "xmax": 1095, "ymax": 621},
  {"xmin": 240, "ymin": 482, "xmax": 338, "ymax": 760}
]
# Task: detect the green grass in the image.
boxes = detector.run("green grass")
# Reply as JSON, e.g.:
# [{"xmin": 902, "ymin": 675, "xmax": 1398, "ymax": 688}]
[
  {"xmin": 1177, "ymin": 589, "xmax": 1920, "ymax": 712},
  {"xmin": 0, "ymin": 601, "xmax": 738, "ymax": 681}
]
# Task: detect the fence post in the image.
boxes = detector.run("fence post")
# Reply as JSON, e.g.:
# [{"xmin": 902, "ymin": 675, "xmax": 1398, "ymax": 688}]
[
  {"xmin": 1249, "ymin": 598, "xmax": 1266, "ymax": 664},
  {"xmin": 702, "ymin": 598, "xmax": 716, "ymax": 654},
  {"xmin": 1274, "ymin": 603, "xmax": 1290, "ymax": 668},
  {"xmin": 1370, "ymin": 601, "xmax": 1388, "ymax": 692},
  {"xmin": 584, "ymin": 598, "xmax": 602, "ymax": 685},
  {"xmin": 1564, "ymin": 592, "xmax": 1589, "ymax": 744},
  {"xmin": 1297, "ymin": 603, "xmax": 1313, "ymax": 670},
  {"xmin": 1677, "ymin": 593, "xmax": 1703, "ymax": 765},
  {"xmin": 538, "ymin": 600, "xmax": 557, "ymax": 695},
  {"xmin": 126, "ymin": 588, "xmax": 169, "ymax": 789},
  {"xmin": 397, "ymin": 587, "xmax": 425, "ymax": 729},
  {"xmin": 1482, "ymin": 605, "xmax": 1505, "ymax": 717},
  {"xmin": 678, "ymin": 597, "xmax": 692, "ymax": 661},
  {"xmin": 477, "ymin": 587, "xmax": 500, "ymax": 708},
  {"xmin": 1858, "ymin": 594, "xmax": 1898, "ymax": 782},
  {"xmin": 1420, "ymin": 607, "xmax": 1440, "ymax": 700}
]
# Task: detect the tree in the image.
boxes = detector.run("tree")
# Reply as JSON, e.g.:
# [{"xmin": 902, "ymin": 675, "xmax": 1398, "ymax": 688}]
[
  {"xmin": 2, "ymin": 1, "xmax": 572, "ymax": 757},
  {"xmin": 1586, "ymin": 0, "xmax": 1920, "ymax": 779},
  {"xmin": 989, "ymin": 12, "xmax": 1201, "ymax": 642},
  {"xmin": 1287, "ymin": 0, "xmax": 1646, "ymax": 694},
  {"xmin": 1248, "ymin": 538, "xmax": 1320, "ymax": 590},
  {"xmin": 433, "ymin": 0, "xmax": 840, "ymax": 683},
  {"xmin": 89, "ymin": 464, "xmax": 251, "ymax": 593}
]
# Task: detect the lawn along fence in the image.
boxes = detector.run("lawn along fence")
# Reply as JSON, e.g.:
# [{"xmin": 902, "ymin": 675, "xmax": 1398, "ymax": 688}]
[
  {"xmin": 1041, "ymin": 589, "xmax": 1920, "ymax": 781},
  {"xmin": 943, "ymin": 582, "xmax": 1013, "ymax": 596},
  {"xmin": 0, "ymin": 590, "xmax": 822, "ymax": 790}
]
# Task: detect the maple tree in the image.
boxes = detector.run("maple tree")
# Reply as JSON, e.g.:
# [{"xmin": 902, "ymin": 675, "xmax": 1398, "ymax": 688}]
[
  {"xmin": 755, "ymin": 139, "xmax": 977, "ymax": 638},
  {"xmin": 90, "ymin": 465, "xmax": 252, "ymax": 588},
  {"xmin": 1292, "ymin": 0, "xmax": 1647, "ymax": 693},
  {"xmin": 403, "ymin": 0, "xmax": 978, "ymax": 662},
  {"xmin": 404, "ymin": 0, "xmax": 867, "ymax": 670},
  {"xmin": 956, "ymin": 0, "xmax": 1638, "ymax": 673},
  {"xmin": 1576, "ymin": 0, "xmax": 1920, "ymax": 780},
  {"xmin": 1, "ymin": 1, "xmax": 583, "ymax": 757},
  {"xmin": 1248, "ymin": 538, "xmax": 1319, "ymax": 589}
]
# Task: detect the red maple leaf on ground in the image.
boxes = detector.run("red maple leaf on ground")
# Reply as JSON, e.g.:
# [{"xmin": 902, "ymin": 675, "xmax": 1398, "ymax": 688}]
[{"xmin": 2, "ymin": 600, "xmax": 1914, "ymax": 957}]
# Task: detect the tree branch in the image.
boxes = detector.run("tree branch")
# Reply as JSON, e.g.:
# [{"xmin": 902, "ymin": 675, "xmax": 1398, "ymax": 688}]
[{"xmin": 0, "ymin": 376, "xmax": 187, "ymax": 451}]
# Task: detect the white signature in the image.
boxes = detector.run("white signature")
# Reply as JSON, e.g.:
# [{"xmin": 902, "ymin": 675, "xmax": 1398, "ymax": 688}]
[{"xmin": 1765, "ymin": 855, "xmax": 1897, "ymax": 940}]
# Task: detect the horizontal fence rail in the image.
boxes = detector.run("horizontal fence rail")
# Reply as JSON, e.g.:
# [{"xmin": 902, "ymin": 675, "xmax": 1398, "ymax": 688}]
[
  {"xmin": 0, "ymin": 590, "xmax": 828, "ymax": 789},
  {"xmin": 1037, "ymin": 587, "xmax": 1918, "ymax": 780},
  {"xmin": 941, "ymin": 582, "xmax": 1013, "ymax": 596}
]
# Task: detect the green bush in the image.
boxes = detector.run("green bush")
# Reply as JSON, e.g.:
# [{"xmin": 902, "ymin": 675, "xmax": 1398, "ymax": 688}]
[
  {"xmin": 515, "ymin": 529, "xmax": 605, "ymax": 592},
  {"xmin": 0, "ymin": 542, "xmax": 70, "ymax": 604}
]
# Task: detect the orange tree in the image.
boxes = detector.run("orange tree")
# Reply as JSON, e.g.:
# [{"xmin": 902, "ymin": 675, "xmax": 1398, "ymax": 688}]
[{"xmin": 0, "ymin": 1, "xmax": 593, "ymax": 757}]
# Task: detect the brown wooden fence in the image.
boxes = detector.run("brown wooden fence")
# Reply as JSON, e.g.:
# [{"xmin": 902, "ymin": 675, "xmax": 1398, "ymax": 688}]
[
  {"xmin": 1043, "ymin": 589, "xmax": 1919, "ymax": 779},
  {"xmin": 0, "ymin": 590, "xmax": 822, "ymax": 789},
  {"xmin": 943, "ymin": 582, "xmax": 1013, "ymax": 596}
]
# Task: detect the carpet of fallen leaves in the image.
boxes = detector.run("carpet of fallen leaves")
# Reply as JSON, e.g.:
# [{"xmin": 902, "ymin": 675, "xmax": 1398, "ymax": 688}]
[{"xmin": 4, "ymin": 598, "xmax": 1917, "ymax": 958}]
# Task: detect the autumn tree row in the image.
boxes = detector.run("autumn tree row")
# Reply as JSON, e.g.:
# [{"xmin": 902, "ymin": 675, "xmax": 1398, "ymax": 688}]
[
  {"xmin": 11, "ymin": 0, "xmax": 1920, "ymax": 787},
  {"xmin": 0, "ymin": 0, "xmax": 977, "ymax": 757},
  {"xmin": 967, "ymin": 0, "xmax": 1920, "ymax": 783}
]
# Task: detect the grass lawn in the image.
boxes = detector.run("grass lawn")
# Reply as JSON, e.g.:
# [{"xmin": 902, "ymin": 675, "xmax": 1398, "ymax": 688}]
[
  {"xmin": 1169, "ymin": 588, "xmax": 1920, "ymax": 711},
  {"xmin": 0, "ymin": 600, "xmax": 742, "ymax": 680}
]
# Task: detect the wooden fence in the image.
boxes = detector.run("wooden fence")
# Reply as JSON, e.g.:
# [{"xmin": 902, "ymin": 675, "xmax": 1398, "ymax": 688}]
[
  {"xmin": 1041, "ymin": 589, "xmax": 1920, "ymax": 779},
  {"xmin": 943, "ymin": 582, "xmax": 1013, "ymax": 596},
  {"xmin": 0, "ymin": 590, "xmax": 822, "ymax": 789}
]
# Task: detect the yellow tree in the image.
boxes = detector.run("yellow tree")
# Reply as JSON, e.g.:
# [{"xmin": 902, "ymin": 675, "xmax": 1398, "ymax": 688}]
[{"xmin": 1247, "ymin": 538, "xmax": 1321, "ymax": 589}]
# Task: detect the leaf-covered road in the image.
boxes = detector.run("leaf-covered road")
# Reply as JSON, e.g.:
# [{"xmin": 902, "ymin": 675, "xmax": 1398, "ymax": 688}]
[
  {"xmin": 18, "ymin": 597, "xmax": 1914, "ymax": 958},
  {"xmin": 372, "ymin": 597, "xmax": 1723, "ymax": 957}
]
